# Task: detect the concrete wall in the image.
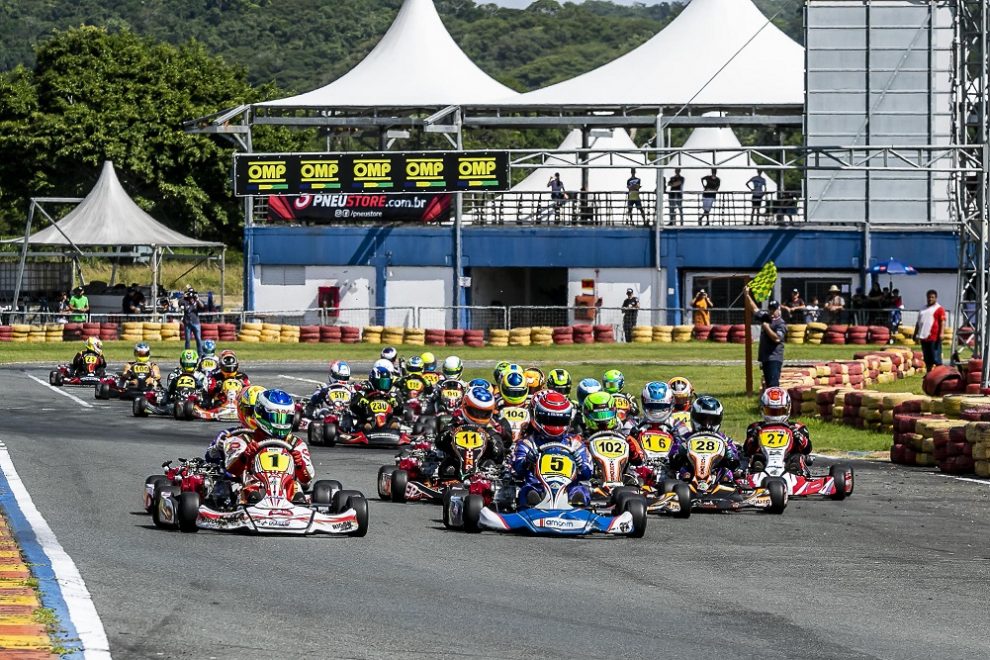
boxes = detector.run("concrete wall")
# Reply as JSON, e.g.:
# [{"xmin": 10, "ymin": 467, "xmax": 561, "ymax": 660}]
[
  {"xmin": 385, "ymin": 267, "xmax": 452, "ymax": 328},
  {"xmin": 253, "ymin": 265, "xmax": 374, "ymax": 324},
  {"xmin": 566, "ymin": 268, "xmax": 665, "ymax": 324}
]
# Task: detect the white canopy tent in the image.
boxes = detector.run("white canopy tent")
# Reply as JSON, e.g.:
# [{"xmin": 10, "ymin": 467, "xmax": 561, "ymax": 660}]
[
  {"xmin": 259, "ymin": 0, "xmax": 518, "ymax": 109},
  {"xmin": 9, "ymin": 161, "xmax": 224, "ymax": 310},
  {"xmin": 494, "ymin": 0, "xmax": 804, "ymax": 109}
]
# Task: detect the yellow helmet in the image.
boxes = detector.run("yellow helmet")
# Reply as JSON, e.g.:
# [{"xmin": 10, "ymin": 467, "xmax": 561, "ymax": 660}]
[
  {"xmin": 238, "ymin": 385, "xmax": 267, "ymax": 431},
  {"xmin": 523, "ymin": 368, "xmax": 545, "ymax": 395},
  {"xmin": 85, "ymin": 337, "xmax": 103, "ymax": 355},
  {"xmin": 420, "ymin": 352, "xmax": 437, "ymax": 372}
]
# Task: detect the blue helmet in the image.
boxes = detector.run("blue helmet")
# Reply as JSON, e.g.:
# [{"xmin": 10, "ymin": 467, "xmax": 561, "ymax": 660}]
[
  {"xmin": 467, "ymin": 378, "xmax": 494, "ymax": 394},
  {"xmin": 255, "ymin": 389, "xmax": 295, "ymax": 439},
  {"xmin": 201, "ymin": 339, "xmax": 216, "ymax": 356},
  {"xmin": 641, "ymin": 381, "xmax": 673, "ymax": 423},
  {"xmin": 576, "ymin": 378, "xmax": 603, "ymax": 406},
  {"xmin": 368, "ymin": 365, "xmax": 393, "ymax": 392}
]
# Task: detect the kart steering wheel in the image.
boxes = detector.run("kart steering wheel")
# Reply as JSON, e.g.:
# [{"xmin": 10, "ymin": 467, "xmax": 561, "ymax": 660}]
[{"xmin": 255, "ymin": 439, "xmax": 293, "ymax": 452}]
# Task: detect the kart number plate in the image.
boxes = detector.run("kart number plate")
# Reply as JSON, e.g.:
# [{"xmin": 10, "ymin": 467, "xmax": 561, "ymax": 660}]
[
  {"xmin": 176, "ymin": 376, "xmax": 197, "ymax": 389},
  {"xmin": 132, "ymin": 364, "xmax": 150, "ymax": 374},
  {"xmin": 423, "ymin": 373, "xmax": 441, "ymax": 386},
  {"xmin": 759, "ymin": 429, "xmax": 791, "ymax": 449},
  {"xmin": 689, "ymin": 436, "xmax": 723, "ymax": 455},
  {"xmin": 405, "ymin": 379, "xmax": 424, "ymax": 392},
  {"xmin": 200, "ymin": 358, "xmax": 218, "ymax": 371},
  {"xmin": 257, "ymin": 449, "xmax": 292, "ymax": 473},
  {"xmin": 329, "ymin": 388, "xmax": 351, "ymax": 402},
  {"xmin": 613, "ymin": 397, "xmax": 630, "ymax": 410},
  {"xmin": 671, "ymin": 411, "xmax": 691, "ymax": 426},
  {"xmin": 502, "ymin": 407, "xmax": 529, "ymax": 423},
  {"xmin": 640, "ymin": 432, "xmax": 672, "ymax": 453},
  {"xmin": 454, "ymin": 430, "xmax": 484, "ymax": 450},
  {"xmin": 84, "ymin": 355, "xmax": 98, "ymax": 365},
  {"xmin": 442, "ymin": 389, "xmax": 461, "ymax": 401},
  {"xmin": 538, "ymin": 453, "xmax": 576, "ymax": 479},
  {"xmin": 591, "ymin": 437, "xmax": 627, "ymax": 459},
  {"xmin": 369, "ymin": 400, "xmax": 390, "ymax": 414}
]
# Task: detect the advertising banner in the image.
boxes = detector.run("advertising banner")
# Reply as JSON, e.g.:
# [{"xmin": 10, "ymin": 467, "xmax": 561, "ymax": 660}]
[{"xmin": 267, "ymin": 193, "xmax": 451, "ymax": 224}]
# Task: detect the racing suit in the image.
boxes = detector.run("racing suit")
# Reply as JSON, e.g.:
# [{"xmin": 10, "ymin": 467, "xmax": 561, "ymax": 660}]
[
  {"xmin": 434, "ymin": 417, "xmax": 508, "ymax": 478},
  {"xmin": 512, "ymin": 432, "xmax": 593, "ymax": 507},
  {"xmin": 164, "ymin": 368, "xmax": 206, "ymax": 399},
  {"xmin": 120, "ymin": 360, "xmax": 161, "ymax": 387},
  {"xmin": 205, "ymin": 426, "xmax": 254, "ymax": 466},
  {"xmin": 669, "ymin": 430, "xmax": 742, "ymax": 485},
  {"xmin": 204, "ymin": 371, "xmax": 250, "ymax": 406},
  {"xmin": 350, "ymin": 388, "xmax": 403, "ymax": 433},
  {"xmin": 225, "ymin": 429, "xmax": 316, "ymax": 498},
  {"xmin": 70, "ymin": 350, "xmax": 106, "ymax": 377},
  {"xmin": 743, "ymin": 421, "xmax": 812, "ymax": 474},
  {"xmin": 626, "ymin": 419, "xmax": 691, "ymax": 485},
  {"xmin": 305, "ymin": 382, "xmax": 354, "ymax": 417}
]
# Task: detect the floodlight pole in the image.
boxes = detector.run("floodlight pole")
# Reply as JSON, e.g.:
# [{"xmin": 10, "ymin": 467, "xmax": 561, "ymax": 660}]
[
  {"xmin": 454, "ymin": 109, "xmax": 464, "ymax": 330},
  {"xmin": 654, "ymin": 112, "xmax": 666, "ymax": 325},
  {"xmin": 11, "ymin": 200, "xmax": 36, "ymax": 315}
]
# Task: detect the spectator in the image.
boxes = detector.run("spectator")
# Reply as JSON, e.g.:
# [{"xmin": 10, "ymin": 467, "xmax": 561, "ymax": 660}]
[
  {"xmin": 55, "ymin": 291, "xmax": 70, "ymax": 323},
  {"xmin": 621, "ymin": 288, "xmax": 639, "ymax": 343},
  {"xmin": 781, "ymin": 289, "xmax": 805, "ymax": 323},
  {"xmin": 803, "ymin": 296, "xmax": 821, "ymax": 324},
  {"xmin": 850, "ymin": 287, "xmax": 866, "ymax": 324},
  {"xmin": 546, "ymin": 172, "xmax": 567, "ymax": 224},
  {"xmin": 691, "ymin": 289, "xmax": 712, "ymax": 326},
  {"xmin": 667, "ymin": 168, "xmax": 685, "ymax": 226},
  {"xmin": 68, "ymin": 286, "xmax": 90, "ymax": 323},
  {"xmin": 915, "ymin": 289, "xmax": 946, "ymax": 372},
  {"xmin": 625, "ymin": 168, "xmax": 646, "ymax": 226},
  {"xmin": 888, "ymin": 288, "xmax": 903, "ymax": 336},
  {"xmin": 746, "ymin": 169, "xmax": 767, "ymax": 225},
  {"xmin": 824, "ymin": 285, "xmax": 846, "ymax": 323},
  {"xmin": 121, "ymin": 283, "xmax": 145, "ymax": 315},
  {"xmin": 700, "ymin": 168, "xmax": 720, "ymax": 226},
  {"xmin": 181, "ymin": 287, "xmax": 205, "ymax": 354},
  {"xmin": 744, "ymin": 287, "xmax": 786, "ymax": 389}
]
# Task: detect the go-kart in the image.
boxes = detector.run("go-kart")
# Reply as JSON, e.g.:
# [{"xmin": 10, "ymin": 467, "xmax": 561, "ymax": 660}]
[
  {"xmin": 198, "ymin": 355, "xmax": 219, "ymax": 380},
  {"xmin": 94, "ymin": 363, "xmax": 158, "ymax": 401},
  {"xmin": 153, "ymin": 440, "xmax": 369, "ymax": 536},
  {"xmin": 416, "ymin": 381, "xmax": 465, "ymax": 436},
  {"xmin": 302, "ymin": 384, "xmax": 354, "ymax": 446},
  {"xmin": 131, "ymin": 373, "xmax": 202, "ymax": 419},
  {"xmin": 678, "ymin": 433, "xmax": 787, "ymax": 514},
  {"xmin": 144, "ymin": 457, "xmax": 237, "ymax": 527},
  {"xmin": 496, "ymin": 405, "xmax": 531, "ymax": 445},
  {"xmin": 744, "ymin": 424, "xmax": 854, "ymax": 499},
  {"xmin": 399, "ymin": 377, "xmax": 429, "ymax": 427},
  {"xmin": 443, "ymin": 441, "xmax": 646, "ymax": 537},
  {"xmin": 49, "ymin": 356, "xmax": 113, "ymax": 388},
  {"xmin": 189, "ymin": 378, "xmax": 244, "ymax": 422},
  {"xmin": 378, "ymin": 425, "xmax": 497, "ymax": 503},
  {"xmin": 336, "ymin": 396, "xmax": 412, "ymax": 448}
]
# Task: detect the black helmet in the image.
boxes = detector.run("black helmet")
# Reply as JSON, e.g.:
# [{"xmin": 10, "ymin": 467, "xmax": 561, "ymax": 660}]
[{"xmin": 690, "ymin": 395, "xmax": 724, "ymax": 432}]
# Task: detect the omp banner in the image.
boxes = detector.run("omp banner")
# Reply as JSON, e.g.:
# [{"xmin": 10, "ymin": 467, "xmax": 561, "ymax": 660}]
[
  {"xmin": 267, "ymin": 193, "xmax": 452, "ymax": 224},
  {"xmin": 234, "ymin": 151, "xmax": 509, "ymax": 196}
]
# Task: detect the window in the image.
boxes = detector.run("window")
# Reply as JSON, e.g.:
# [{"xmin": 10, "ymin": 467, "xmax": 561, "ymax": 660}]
[{"xmin": 260, "ymin": 265, "xmax": 305, "ymax": 286}]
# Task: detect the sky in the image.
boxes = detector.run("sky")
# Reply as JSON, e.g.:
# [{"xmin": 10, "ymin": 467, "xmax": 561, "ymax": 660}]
[{"xmin": 486, "ymin": 0, "xmax": 672, "ymax": 7}]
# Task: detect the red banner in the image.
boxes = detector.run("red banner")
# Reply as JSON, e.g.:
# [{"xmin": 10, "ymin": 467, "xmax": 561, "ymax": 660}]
[{"xmin": 267, "ymin": 193, "xmax": 451, "ymax": 224}]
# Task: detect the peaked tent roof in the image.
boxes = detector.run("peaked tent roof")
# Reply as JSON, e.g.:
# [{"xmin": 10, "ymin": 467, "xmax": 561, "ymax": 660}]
[
  {"xmin": 496, "ymin": 0, "xmax": 803, "ymax": 108},
  {"xmin": 670, "ymin": 120, "xmax": 778, "ymax": 193},
  {"xmin": 260, "ymin": 0, "xmax": 518, "ymax": 109},
  {"xmin": 24, "ymin": 161, "xmax": 222, "ymax": 247}
]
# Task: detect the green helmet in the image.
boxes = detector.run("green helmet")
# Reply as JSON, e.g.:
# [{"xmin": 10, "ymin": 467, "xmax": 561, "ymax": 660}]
[
  {"xmin": 180, "ymin": 349, "xmax": 199, "ymax": 373},
  {"xmin": 547, "ymin": 368, "xmax": 572, "ymax": 396},
  {"xmin": 603, "ymin": 369, "xmax": 625, "ymax": 394},
  {"xmin": 493, "ymin": 360, "xmax": 511, "ymax": 382},
  {"xmin": 582, "ymin": 391, "xmax": 618, "ymax": 432}
]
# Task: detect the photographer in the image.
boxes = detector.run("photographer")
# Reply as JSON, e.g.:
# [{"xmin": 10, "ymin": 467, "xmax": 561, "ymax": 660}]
[
  {"xmin": 691, "ymin": 289, "xmax": 712, "ymax": 326},
  {"xmin": 744, "ymin": 286, "xmax": 786, "ymax": 389},
  {"xmin": 181, "ymin": 287, "xmax": 205, "ymax": 354}
]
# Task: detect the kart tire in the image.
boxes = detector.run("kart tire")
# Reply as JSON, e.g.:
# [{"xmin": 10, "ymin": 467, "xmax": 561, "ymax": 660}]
[
  {"xmin": 390, "ymin": 469, "xmax": 409, "ymax": 503},
  {"xmin": 766, "ymin": 478, "xmax": 787, "ymax": 514},
  {"xmin": 672, "ymin": 483, "xmax": 692, "ymax": 519},
  {"xmin": 308, "ymin": 421, "xmax": 324, "ymax": 447},
  {"xmin": 332, "ymin": 489, "xmax": 362, "ymax": 515},
  {"xmin": 98, "ymin": 382, "xmax": 111, "ymax": 399},
  {"xmin": 442, "ymin": 488, "xmax": 466, "ymax": 529},
  {"xmin": 172, "ymin": 402, "xmax": 183, "ymax": 420},
  {"xmin": 292, "ymin": 408, "xmax": 302, "ymax": 431},
  {"xmin": 49, "ymin": 370, "xmax": 58, "ymax": 386},
  {"xmin": 324, "ymin": 422, "xmax": 338, "ymax": 448},
  {"xmin": 177, "ymin": 492, "xmax": 200, "ymax": 532},
  {"xmin": 377, "ymin": 466, "xmax": 394, "ymax": 500},
  {"xmin": 609, "ymin": 485, "xmax": 640, "ymax": 506},
  {"xmin": 311, "ymin": 480, "xmax": 337, "ymax": 506},
  {"xmin": 132, "ymin": 397, "xmax": 148, "ymax": 417},
  {"xmin": 144, "ymin": 476, "xmax": 167, "ymax": 513},
  {"xmin": 661, "ymin": 479, "xmax": 677, "ymax": 494},
  {"xmin": 93, "ymin": 384, "xmax": 103, "ymax": 400},
  {"xmin": 829, "ymin": 464, "xmax": 854, "ymax": 500},
  {"xmin": 346, "ymin": 495, "xmax": 369, "ymax": 537},
  {"xmin": 622, "ymin": 496, "xmax": 648, "ymax": 538},
  {"xmin": 612, "ymin": 491, "xmax": 636, "ymax": 514},
  {"xmin": 183, "ymin": 400, "xmax": 195, "ymax": 420},
  {"xmin": 463, "ymin": 494, "xmax": 484, "ymax": 533},
  {"xmin": 152, "ymin": 484, "xmax": 180, "ymax": 528}
]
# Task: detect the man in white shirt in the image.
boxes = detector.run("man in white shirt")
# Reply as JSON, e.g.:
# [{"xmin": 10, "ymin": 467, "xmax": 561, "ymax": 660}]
[
  {"xmin": 747, "ymin": 170, "xmax": 767, "ymax": 225},
  {"xmin": 915, "ymin": 289, "xmax": 947, "ymax": 372}
]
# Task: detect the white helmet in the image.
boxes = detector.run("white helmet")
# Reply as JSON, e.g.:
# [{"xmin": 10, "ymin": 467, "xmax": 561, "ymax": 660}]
[{"xmin": 373, "ymin": 358, "xmax": 398, "ymax": 377}]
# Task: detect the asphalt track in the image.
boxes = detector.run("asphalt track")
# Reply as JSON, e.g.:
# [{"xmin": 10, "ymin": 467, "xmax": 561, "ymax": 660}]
[{"xmin": 2, "ymin": 363, "xmax": 989, "ymax": 660}]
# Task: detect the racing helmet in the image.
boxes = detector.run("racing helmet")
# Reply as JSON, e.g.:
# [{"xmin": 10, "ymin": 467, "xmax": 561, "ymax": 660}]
[
  {"xmin": 201, "ymin": 339, "xmax": 216, "ymax": 357},
  {"xmin": 420, "ymin": 352, "xmax": 437, "ymax": 373},
  {"xmin": 582, "ymin": 391, "xmax": 618, "ymax": 432},
  {"xmin": 254, "ymin": 389, "xmax": 296, "ymax": 440},
  {"xmin": 328, "ymin": 360, "xmax": 350, "ymax": 383},
  {"xmin": 467, "ymin": 378, "xmax": 494, "ymax": 395},
  {"xmin": 380, "ymin": 346, "xmax": 397, "ymax": 363},
  {"xmin": 546, "ymin": 369, "xmax": 572, "ymax": 397},
  {"xmin": 499, "ymin": 371, "xmax": 528, "ymax": 406},
  {"xmin": 531, "ymin": 391, "xmax": 573, "ymax": 439},
  {"xmin": 668, "ymin": 376, "xmax": 694, "ymax": 411},
  {"xmin": 373, "ymin": 358, "xmax": 396, "ymax": 376},
  {"xmin": 690, "ymin": 395, "xmax": 724, "ymax": 432},
  {"xmin": 641, "ymin": 381, "xmax": 674, "ymax": 423},
  {"xmin": 576, "ymin": 378, "xmax": 603, "ymax": 407},
  {"xmin": 523, "ymin": 367, "xmax": 545, "ymax": 395},
  {"xmin": 368, "ymin": 365, "xmax": 393, "ymax": 392},
  {"xmin": 493, "ymin": 360, "xmax": 511, "ymax": 383},
  {"xmin": 462, "ymin": 386, "xmax": 496, "ymax": 426},
  {"xmin": 603, "ymin": 369, "xmax": 625, "ymax": 394},
  {"xmin": 85, "ymin": 336, "xmax": 103, "ymax": 355},
  {"xmin": 133, "ymin": 342, "xmax": 151, "ymax": 364},
  {"xmin": 179, "ymin": 349, "xmax": 198, "ymax": 373},
  {"xmin": 504, "ymin": 363, "xmax": 524, "ymax": 377},
  {"xmin": 405, "ymin": 356, "xmax": 424, "ymax": 374},
  {"xmin": 219, "ymin": 350, "xmax": 238, "ymax": 376},
  {"xmin": 237, "ymin": 385, "xmax": 266, "ymax": 430},
  {"xmin": 761, "ymin": 387, "xmax": 791, "ymax": 424},
  {"xmin": 442, "ymin": 355, "xmax": 464, "ymax": 380}
]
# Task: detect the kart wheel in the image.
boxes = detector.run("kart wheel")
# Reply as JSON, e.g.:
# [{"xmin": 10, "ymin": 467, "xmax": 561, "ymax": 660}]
[
  {"xmin": 390, "ymin": 469, "xmax": 409, "ymax": 503},
  {"xmin": 308, "ymin": 421, "xmax": 324, "ymax": 447},
  {"xmin": 661, "ymin": 479, "xmax": 677, "ymax": 494},
  {"xmin": 311, "ymin": 480, "xmax": 337, "ymax": 506},
  {"xmin": 672, "ymin": 483, "xmax": 692, "ymax": 519},
  {"xmin": 442, "ymin": 488, "xmax": 464, "ymax": 529},
  {"xmin": 377, "ymin": 466, "xmax": 394, "ymax": 500},
  {"xmin": 346, "ymin": 495, "xmax": 369, "ymax": 537},
  {"xmin": 609, "ymin": 486, "xmax": 639, "ymax": 506},
  {"xmin": 829, "ymin": 464, "xmax": 854, "ymax": 500},
  {"xmin": 765, "ymin": 478, "xmax": 787, "ymax": 514},
  {"xmin": 48, "ymin": 371, "xmax": 57, "ymax": 386},
  {"xmin": 332, "ymin": 489, "xmax": 362, "ymax": 515},
  {"xmin": 144, "ymin": 476, "xmax": 167, "ymax": 513},
  {"xmin": 324, "ymin": 422, "xmax": 338, "ymax": 447},
  {"xmin": 292, "ymin": 408, "xmax": 302, "ymax": 431},
  {"xmin": 172, "ymin": 402, "xmax": 183, "ymax": 420},
  {"xmin": 177, "ymin": 492, "xmax": 200, "ymax": 532},
  {"xmin": 95, "ymin": 382, "xmax": 110, "ymax": 400},
  {"xmin": 132, "ymin": 397, "xmax": 148, "ymax": 418},
  {"xmin": 612, "ymin": 491, "xmax": 636, "ymax": 514},
  {"xmin": 463, "ymin": 494, "xmax": 484, "ymax": 533},
  {"xmin": 622, "ymin": 496, "xmax": 648, "ymax": 538},
  {"xmin": 152, "ymin": 484, "xmax": 180, "ymax": 528},
  {"xmin": 183, "ymin": 400, "xmax": 195, "ymax": 420}
]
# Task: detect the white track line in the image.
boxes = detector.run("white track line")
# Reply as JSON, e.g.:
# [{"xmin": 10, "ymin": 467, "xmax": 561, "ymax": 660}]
[
  {"xmin": 0, "ymin": 441, "xmax": 111, "ymax": 658},
  {"xmin": 24, "ymin": 373, "xmax": 93, "ymax": 409},
  {"xmin": 277, "ymin": 374, "xmax": 323, "ymax": 385},
  {"xmin": 934, "ymin": 473, "xmax": 990, "ymax": 487}
]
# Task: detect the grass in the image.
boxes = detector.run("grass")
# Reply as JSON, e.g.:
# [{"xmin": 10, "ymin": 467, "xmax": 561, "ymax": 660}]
[
  {"xmin": 32, "ymin": 606, "xmax": 69, "ymax": 656},
  {"xmin": 5, "ymin": 341, "xmax": 917, "ymax": 454},
  {"xmin": 79, "ymin": 251, "xmax": 242, "ymax": 300}
]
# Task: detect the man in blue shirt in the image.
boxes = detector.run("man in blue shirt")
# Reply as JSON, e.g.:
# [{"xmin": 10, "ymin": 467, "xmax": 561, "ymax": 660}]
[{"xmin": 747, "ymin": 169, "xmax": 767, "ymax": 225}]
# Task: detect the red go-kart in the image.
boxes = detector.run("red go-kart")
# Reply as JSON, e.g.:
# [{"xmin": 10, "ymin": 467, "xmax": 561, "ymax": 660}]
[
  {"xmin": 745, "ymin": 424, "xmax": 854, "ymax": 499},
  {"xmin": 49, "ymin": 356, "xmax": 113, "ymax": 388}
]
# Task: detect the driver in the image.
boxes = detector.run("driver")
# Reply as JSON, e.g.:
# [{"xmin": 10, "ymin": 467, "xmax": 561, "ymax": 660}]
[
  {"xmin": 350, "ymin": 365, "xmax": 403, "ymax": 432},
  {"xmin": 603, "ymin": 369, "xmax": 640, "ymax": 420},
  {"xmin": 495, "ymin": 370, "xmax": 529, "ymax": 411},
  {"xmin": 304, "ymin": 360, "xmax": 353, "ymax": 418},
  {"xmin": 164, "ymin": 349, "xmax": 206, "ymax": 398},
  {"xmin": 197, "ymin": 339, "xmax": 219, "ymax": 374},
  {"xmin": 512, "ymin": 391, "xmax": 593, "ymax": 508},
  {"xmin": 71, "ymin": 337, "xmax": 107, "ymax": 377},
  {"xmin": 523, "ymin": 367, "xmax": 546, "ymax": 397},
  {"xmin": 669, "ymin": 396, "xmax": 742, "ymax": 485},
  {"xmin": 380, "ymin": 346, "xmax": 400, "ymax": 376},
  {"xmin": 743, "ymin": 387, "xmax": 812, "ymax": 474},
  {"xmin": 433, "ymin": 386, "xmax": 507, "ymax": 477},
  {"xmin": 120, "ymin": 342, "xmax": 161, "ymax": 388},
  {"xmin": 204, "ymin": 350, "xmax": 251, "ymax": 406},
  {"xmin": 206, "ymin": 384, "xmax": 266, "ymax": 466},
  {"xmin": 626, "ymin": 382, "xmax": 690, "ymax": 483}
]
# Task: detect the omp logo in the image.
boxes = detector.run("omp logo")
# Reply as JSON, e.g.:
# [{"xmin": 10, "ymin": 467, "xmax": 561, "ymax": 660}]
[
  {"xmin": 458, "ymin": 157, "xmax": 497, "ymax": 179},
  {"xmin": 247, "ymin": 161, "xmax": 287, "ymax": 182},
  {"xmin": 354, "ymin": 159, "xmax": 392, "ymax": 180},
  {"xmin": 300, "ymin": 160, "xmax": 339, "ymax": 181},
  {"xmin": 406, "ymin": 158, "xmax": 444, "ymax": 180}
]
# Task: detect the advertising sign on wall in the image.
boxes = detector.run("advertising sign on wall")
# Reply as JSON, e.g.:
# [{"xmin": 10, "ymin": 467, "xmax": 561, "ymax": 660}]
[{"xmin": 267, "ymin": 193, "xmax": 451, "ymax": 224}]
